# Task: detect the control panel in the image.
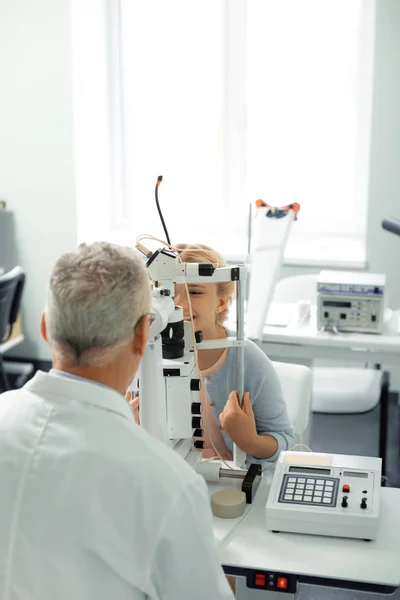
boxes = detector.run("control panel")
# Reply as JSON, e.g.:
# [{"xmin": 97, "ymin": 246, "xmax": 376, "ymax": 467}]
[
  {"xmin": 317, "ymin": 270, "xmax": 385, "ymax": 333},
  {"xmin": 266, "ymin": 452, "xmax": 381, "ymax": 540}
]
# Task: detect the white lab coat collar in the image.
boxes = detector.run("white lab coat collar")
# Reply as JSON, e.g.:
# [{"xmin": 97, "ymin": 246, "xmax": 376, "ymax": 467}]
[{"xmin": 25, "ymin": 370, "xmax": 133, "ymax": 422}]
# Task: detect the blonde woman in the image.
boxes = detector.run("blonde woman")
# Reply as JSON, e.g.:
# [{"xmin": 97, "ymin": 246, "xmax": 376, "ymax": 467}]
[{"xmin": 172, "ymin": 243, "xmax": 295, "ymax": 465}]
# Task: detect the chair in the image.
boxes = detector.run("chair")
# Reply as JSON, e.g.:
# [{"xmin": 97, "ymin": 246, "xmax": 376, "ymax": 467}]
[
  {"xmin": 272, "ymin": 361, "xmax": 312, "ymax": 447},
  {"xmin": 0, "ymin": 266, "xmax": 26, "ymax": 392},
  {"xmin": 272, "ymin": 274, "xmax": 384, "ymax": 415}
]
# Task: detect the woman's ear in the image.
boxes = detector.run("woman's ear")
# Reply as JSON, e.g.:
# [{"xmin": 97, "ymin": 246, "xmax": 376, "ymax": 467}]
[{"xmin": 216, "ymin": 296, "xmax": 230, "ymax": 315}]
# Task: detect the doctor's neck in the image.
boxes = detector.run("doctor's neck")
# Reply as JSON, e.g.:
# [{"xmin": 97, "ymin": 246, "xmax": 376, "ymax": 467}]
[{"xmin": 52, "ymin": 344, "xmax": 138, "ymax": 396}]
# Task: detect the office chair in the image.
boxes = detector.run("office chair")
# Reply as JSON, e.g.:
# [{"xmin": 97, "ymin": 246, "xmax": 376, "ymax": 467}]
[{"xmin": 0, "ymin": 266, "xmax": 26, "ymax": 392}]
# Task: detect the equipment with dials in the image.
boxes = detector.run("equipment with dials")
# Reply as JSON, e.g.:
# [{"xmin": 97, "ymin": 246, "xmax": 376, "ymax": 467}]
[
  {"xmin": 317, "ymin": 270, "xmax": 385, "ymax": 333},
  {"xmin": 266, "ymin": 451, "xmax": 381, "ymax": 540}
]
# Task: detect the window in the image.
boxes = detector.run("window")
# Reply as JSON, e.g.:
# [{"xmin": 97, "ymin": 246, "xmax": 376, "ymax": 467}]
[{"xmin": 72, "ymin": 0, "xmax": 376, "ymax": 264}]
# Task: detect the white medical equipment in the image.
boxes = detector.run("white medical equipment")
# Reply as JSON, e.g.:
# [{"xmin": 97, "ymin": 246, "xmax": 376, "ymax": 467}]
[
  {"xmin": 317, "ymin": 270, "xmax": 386, "ymax": 334},
  {"xmin": 266, "ymin": 451, "xmax": 381, "ymax": 541},
  {"xmin": 247, "ymin": 201, "xmax": 300, "ymax": 341},
  {"xmin": 135, "ymin": 242, "xmax": 252, "ymax": 472}
]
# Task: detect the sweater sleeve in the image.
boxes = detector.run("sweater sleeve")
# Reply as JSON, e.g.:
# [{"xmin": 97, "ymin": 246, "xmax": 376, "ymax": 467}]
[{"xmin": 243, "ymin": 340, "xmax": 295, "ymax": 464}]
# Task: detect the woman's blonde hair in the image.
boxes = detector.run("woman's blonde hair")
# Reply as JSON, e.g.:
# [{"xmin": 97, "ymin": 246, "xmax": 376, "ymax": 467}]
[{"xmin": 175, "ymin": 243, "xmax": 235, "ymax": 325}]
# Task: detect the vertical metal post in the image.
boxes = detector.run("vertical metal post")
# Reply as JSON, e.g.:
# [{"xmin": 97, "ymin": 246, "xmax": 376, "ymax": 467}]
[
  {"xmin": 140, "ymin": 336, "xmax": 167, "ymax": 444},
  {"xmin": 234, "ymin": 276, "xmax": 247, "ymax": 469}
]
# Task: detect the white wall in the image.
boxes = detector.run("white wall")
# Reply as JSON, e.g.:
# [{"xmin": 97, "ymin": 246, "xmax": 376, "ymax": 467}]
[{"xmin": 0, "ymin": 0, "xmax": 77, "ymax": 360}]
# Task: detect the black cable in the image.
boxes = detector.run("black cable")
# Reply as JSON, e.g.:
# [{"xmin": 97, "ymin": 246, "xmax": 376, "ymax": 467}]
[{"xmin": 155, "ymin": 175, "xmax": 171, "ymax": 245}]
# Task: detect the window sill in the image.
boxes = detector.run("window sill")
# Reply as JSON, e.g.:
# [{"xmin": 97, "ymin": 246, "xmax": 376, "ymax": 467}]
[
  {"xmin": 226, "ymin": 236, "xmax": 367, "ymax": 270},
  {"xmin": 283, "ymin": 236, "xmax": 367, "ymax": 269}
]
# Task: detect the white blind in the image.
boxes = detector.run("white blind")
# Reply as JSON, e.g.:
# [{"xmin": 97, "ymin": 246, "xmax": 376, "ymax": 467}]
[
  {"xmin": 245, "ymin": 0, "xmax": 375, "ymax": 238},
  {"xmin": 118, "ymin": 0, "xmax": 226, "ymax": 247},
  {"xmin": 73, "ymin": 0, "xmax": 376, "ymax": 256}
]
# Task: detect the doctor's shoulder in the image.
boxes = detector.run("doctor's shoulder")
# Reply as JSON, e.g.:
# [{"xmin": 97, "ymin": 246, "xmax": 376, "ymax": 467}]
[{"xmin": 128, "ymin": 423, "xmax": 205, "ymax": 494}]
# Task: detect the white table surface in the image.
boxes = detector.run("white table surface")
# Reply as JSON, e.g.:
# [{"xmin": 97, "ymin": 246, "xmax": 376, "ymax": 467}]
[
  {"xmin": 208, "ymin": 475, "xmax": 400, "ymax": 590},
  {"xmin": 258, "ymin": 305, "xmax": 400, "ymax": 365}
]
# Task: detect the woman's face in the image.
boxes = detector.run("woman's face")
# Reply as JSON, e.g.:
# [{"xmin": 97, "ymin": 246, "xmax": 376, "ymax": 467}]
[{"xmin": 174, "ymin": 282, "xmax": 228, "ymax": 335}]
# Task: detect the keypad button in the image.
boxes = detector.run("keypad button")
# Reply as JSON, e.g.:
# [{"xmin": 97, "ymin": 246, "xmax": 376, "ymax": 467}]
[
  {"xmin": 297, "ymin": 478, "xmax": 306, "ymax": 483},
  {"xmin": 316, "ymin": 480, "xmax": 325, "ymax": 485},
  {"xmin": 296, "ymin": 484, "xmax": 305, "ymax": 490},
  {"xmin": 323, "ymin": 498, "xmax": 331, "ymax": 503},
  {"xmin": 306, "ymin": 485, "xmax": 314, "ymax": 490},
  {"xmin": 307, "ymin": 479, "xmax": 314, "ymax": 484},
  {"xmin": 294, "ymin": 495, "xmax": 303, "ymax": 501},
  {"xmin": 315, "ymin": 485, "xmax": 324, "ymax": 491},
  {"xmin": 314, "ymin": 491, "xmax": 322, "ymax": 496},
  {"xmin": 325, "ymin": 481, "xmax": 334, "ymax": 487},
  {"xmin": 284, "ymin": 494, "xmax": 293, "ymax": 500},
  {"xmin": 287, "ymin": 483, "xmax": 295, "ymax": 488},
  {"xmin": 313, "ymin": 497, "xmax": 322, "ymax": 503},
  {"xmin": 304, "ymin": 490, "xmax": 312, "ymax": 496},
  {"xmin": 288, "ymin": 478, "xmax": 296, "ymax": 483}
]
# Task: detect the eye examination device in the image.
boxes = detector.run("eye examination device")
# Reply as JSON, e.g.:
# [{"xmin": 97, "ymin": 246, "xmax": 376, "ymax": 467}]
[
  {"xmin": 317, "ymin": 270, "xmax": 386, "ymax": 333},
  {"xmin": 266, "ymin": 451, "xmax": 381, "ymax": 541}
]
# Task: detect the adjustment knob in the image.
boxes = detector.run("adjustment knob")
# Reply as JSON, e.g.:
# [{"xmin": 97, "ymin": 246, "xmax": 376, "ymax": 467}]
[
  {"xmin": 191, "ymin": 402, "xmax": 202, "ymax": 414},
  {"xmin": 360, "ymin": 497, "xmax": 367, "ymax": 510},
  {"xmin": 195, "ymin": 331, "xmax": 203, "ymax": 343},
  {"xmin": 198, "ymin": 263, "xmax": 215, "ymax": 276},
  {"xmin": 194, "ymin": 440, "xmax": 205, "ymax": 449},
  {"xmin": 341, "ymin": 496, "xmax": 348, "ymax": 508},
  {"xmin": 193, "ymin": 428, "xmax": 203, "ymax": 437},
  {"xmin": 192, "ymin": 416, "xmax": 202, "ymax": 428},
  {"xmin": 190, "ymin": 379, "xmax": 201, "ymax": 392}
]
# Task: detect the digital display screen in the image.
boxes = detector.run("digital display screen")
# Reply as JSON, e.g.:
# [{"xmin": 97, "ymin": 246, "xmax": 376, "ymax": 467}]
[
  {"xmin": 289, "ymin": 466, "xmax": 331, "ymax": 475},
  {"xmin": 323, "ymin": 300, "xmax": 352, "ymax": 308},
  {"xmin": 342, "ymin": 471, "xmax": 368, "ymax": 479}
]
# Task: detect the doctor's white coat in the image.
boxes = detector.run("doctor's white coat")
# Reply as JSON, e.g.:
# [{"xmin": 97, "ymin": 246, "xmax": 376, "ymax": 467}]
[{"xmin": 0, "ymin": 371, "xmax": 233, "ymax": 600}]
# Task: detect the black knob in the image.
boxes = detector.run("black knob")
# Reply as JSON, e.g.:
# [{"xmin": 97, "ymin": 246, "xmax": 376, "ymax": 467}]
[
  {"xmin": 195, "ymin": 331, "xmax": 203, "ymax": 343},
  {"xmin": 193, "ymin": 428, "xmax": 203, "ymax": 437},
  {"xmin": 198, "ymin": 263, "xmax": 215, "ymax": 276},
  {"xmin": 194, "ymin": 440, "xmax": 205, "ymax": 449},
  {"xmin": 341, "ymin": 496, "xmax": 348, "ymax": 508},
  {"xmin": 191, "ymin": 402, "xmax": 202, "ymax": 414},
  {"xmin": 361, "ymin": 497, "xmax": 367, "ymax": 509},
  {"xmin": 192, "ymin": 416, "xmax": 202, "ymax": 428},
  {"xmin": 190, "ymin": 379, "xmax": 201, "ymax": 392}
]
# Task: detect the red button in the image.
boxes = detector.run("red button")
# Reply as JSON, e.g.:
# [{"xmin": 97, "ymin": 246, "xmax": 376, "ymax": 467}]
[
  {"xmin": 343, "ymin": 484, "xmax": 350, "ymax": 493},
  {"xmin": 255, "ymin": 573, "xmax": 266, "ymax": 587},
  {"xmin": 277, "ymin": 577, "xmax": 288, "ymax": 590}
]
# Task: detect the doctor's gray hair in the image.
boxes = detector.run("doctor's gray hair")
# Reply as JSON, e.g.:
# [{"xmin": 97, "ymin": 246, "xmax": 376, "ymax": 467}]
[{"xmin": 45, "ymin": 242, "xmax": 151, "ymax": 366}]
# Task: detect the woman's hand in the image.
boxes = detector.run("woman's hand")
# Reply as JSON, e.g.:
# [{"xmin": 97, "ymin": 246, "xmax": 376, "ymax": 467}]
[
  {"xmin": 219, "ymin": 391, "xmax": 258, "ymax": 455},
  {"xmin": 125, "ymin": 390, "xmax": 140, "ymax": 424}
]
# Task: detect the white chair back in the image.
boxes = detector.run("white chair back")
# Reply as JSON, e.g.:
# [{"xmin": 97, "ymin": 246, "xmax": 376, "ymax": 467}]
[
  {"xmin": 272, "ymin": 274, "xmax": 318, "ymax": 304},
  {"xmin": 272, "ymin": 361, "xmax": 312, "ymax": 448}
]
